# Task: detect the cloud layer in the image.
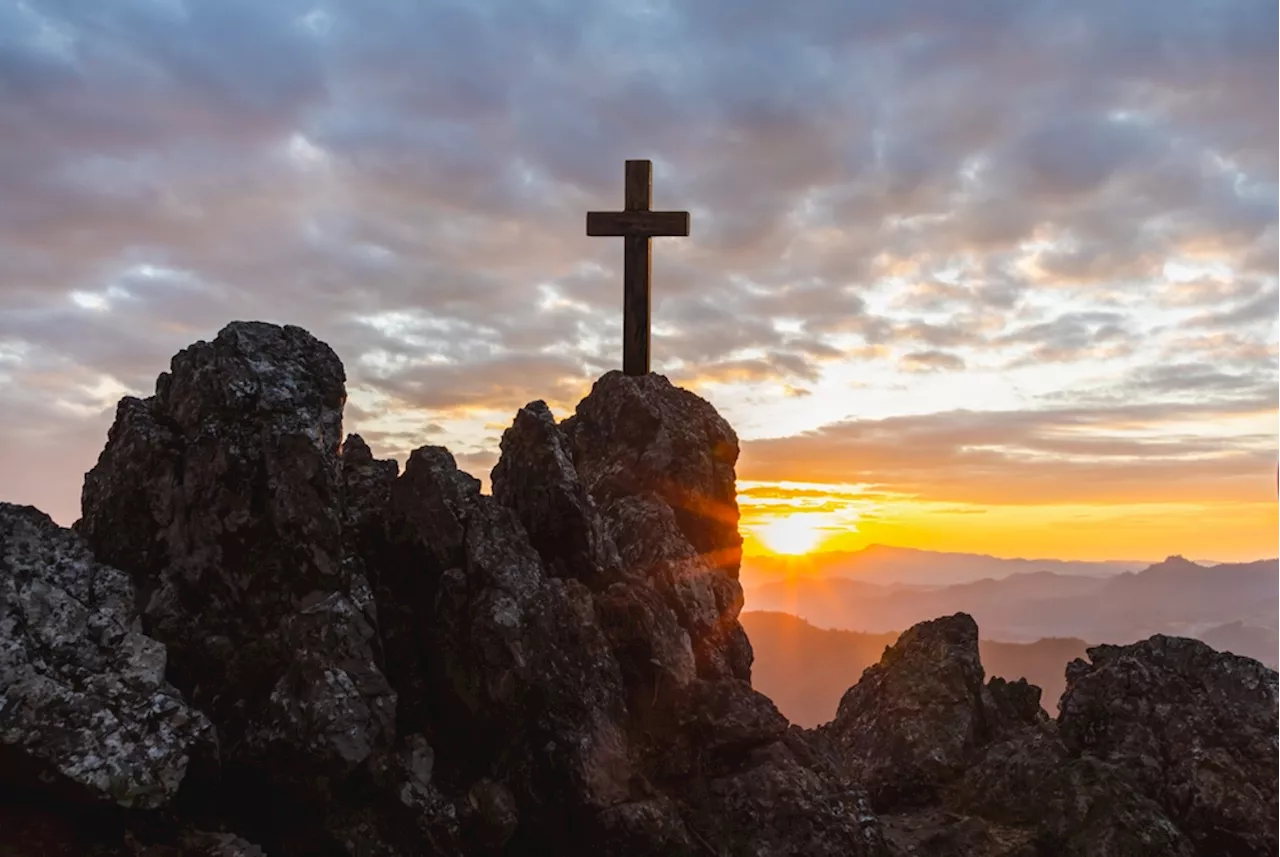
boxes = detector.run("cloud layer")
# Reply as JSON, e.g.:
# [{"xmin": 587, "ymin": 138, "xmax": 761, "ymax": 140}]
[{"xmin": 0, "ymin": 0, "xmax": 1275, "ymax": 548}]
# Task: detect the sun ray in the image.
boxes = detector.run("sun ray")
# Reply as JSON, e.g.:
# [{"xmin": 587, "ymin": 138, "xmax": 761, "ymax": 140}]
[{"xmin": 755, "ymin": 513, "xmax": 831, "ymax": 556}]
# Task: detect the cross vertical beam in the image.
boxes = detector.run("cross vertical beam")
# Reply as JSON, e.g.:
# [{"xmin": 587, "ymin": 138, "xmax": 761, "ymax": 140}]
[
  {"xmin": 623, "ymin": 160, "xmax": 652, "ymax": 378},
  {"xmin": 587, "ymin": 159, "xmax": 690, "ymax": 376}
]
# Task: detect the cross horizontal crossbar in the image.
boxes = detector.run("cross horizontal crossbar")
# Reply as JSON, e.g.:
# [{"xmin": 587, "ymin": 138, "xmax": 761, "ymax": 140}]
[{"xmin": 586, "ymin": 210, "xmax": 690, "ymax": 237}]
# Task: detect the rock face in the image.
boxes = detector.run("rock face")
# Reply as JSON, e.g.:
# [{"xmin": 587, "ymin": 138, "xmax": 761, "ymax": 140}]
[
  {"xmin": 831, "ymin": 614, "xmax": 1277, "ymax": 857},
  {"xmin": 823, "ymin": 613, "xmax": 1045, "ymax": 810},
  {"xmin": 1059, "ymin": 636, "xmax": 1279, "ymax": 856},
  {"xmin": 0, "ymin": 504, "xmax": 215, "ymax": 810},
  {"xmin": 2, "ymin": 320, "xmax": 1276, "ymax": 857}
]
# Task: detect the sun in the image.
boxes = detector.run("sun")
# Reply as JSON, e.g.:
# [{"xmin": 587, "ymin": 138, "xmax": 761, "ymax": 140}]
[{"xmin": 755, "ymin": 514, "xmax": 828, "ymax": 556}]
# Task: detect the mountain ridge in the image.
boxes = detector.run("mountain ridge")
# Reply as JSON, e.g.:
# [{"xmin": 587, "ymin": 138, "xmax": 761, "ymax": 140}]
[
  {"xmin": 747, "ymin": 555, "xmax": 1279, "ymax": 643},
  {"xmin": 742, "ymin": 543, "xmax": 1150, "ymax": 587},
  {"xmin": 2, "ymin": 320, "xmax": 1275, "ymax": 857},
  {"xmin": 742, "ymin": 610, "xmax": 1278, "ymax": 729}
]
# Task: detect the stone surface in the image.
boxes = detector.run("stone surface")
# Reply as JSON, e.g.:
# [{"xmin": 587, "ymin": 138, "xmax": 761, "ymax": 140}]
[
  {"xmin": 562, "ymin": 372, "xmax": 753, "ymax": 683},
  {"xmin": 491, "ymin": 400, "xmax": 620, "ymax": 587},
  {"xmin": 1058, "ymin": 636, "xmax": 1279, "ymax": 856},
  {"xmin": 824, "ymin": 613, "xmax": 1030, "ymax": 809},
  {"xmin": 0, "ymin": 503, "xmax": 215, "ymax": 810},
  {"xmin": 563, "ymin": 370, "xmax": 743, "ymax": 579},
  {"xmin": 71, "ymin": 322, "xmax": 411, "ymax": 854}
]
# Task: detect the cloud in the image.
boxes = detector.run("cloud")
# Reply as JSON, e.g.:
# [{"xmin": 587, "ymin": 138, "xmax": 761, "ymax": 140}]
[
  {"xmin": 0, "ymin": 0, "xmax": 1275, "ymax": 534},
  {"xmin": 900, "ymin": 350, "xmax": 966, "ymax": 373},
  {"xmin": 740, "ymin": 393, "xmax": 1277, "ymax": 507}
]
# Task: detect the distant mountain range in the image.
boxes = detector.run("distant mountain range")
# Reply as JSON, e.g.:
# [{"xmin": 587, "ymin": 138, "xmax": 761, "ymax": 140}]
[
  {"xmin": 741, "ymin": 611, "xmax": 1088, "ymax": 727},
  {"xmin": 741, "ymin": 611, "xmax": 1278, "ymax": 728},
  {"xmin": 745, "ymin": 554, "xmax": 1279, "ymax": 644},
  {"xmin": 740, "ymin": 544, "xmax": 1147, "ymax": 588}
]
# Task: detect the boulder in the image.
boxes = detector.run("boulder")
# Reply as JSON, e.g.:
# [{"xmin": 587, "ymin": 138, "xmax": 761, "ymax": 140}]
[
  {"xmin": 72, "ymin": 322, "xmax": 426, "ymax": 855},
  {"xmin": 1059, "ymin": 636, "xmax": 1279, "ymax": 856},
  {"xmin": 823, "ymin": 613, "xmax": 1039, "ymax": 809},
  {"xmin": 0, "ymin": 503, "xmax": 215, "ymax": 810}
]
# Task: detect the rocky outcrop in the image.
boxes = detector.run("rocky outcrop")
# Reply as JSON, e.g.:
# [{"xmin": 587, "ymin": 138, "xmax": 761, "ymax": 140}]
[
  {"xmin": 1, "ymin": 320, "xmax": 1276, "ymax": 857},
  {"xmin": 824, "ymin": 613, "xmax": 1045, "ymax": 810},
  {"xmin": 71, "ymin": 323, "xmax": 448, "ymax": 856},
  {"xmin": 1058, "ymin": 636, "xmax": 1278, "ymax": 855},
  {"xmin": 1, "ymin": 503, "xmax": 215, "ymax": 810},
  {"xmin": 827, "ymin": 614, "xmax": 1278, "ymax": 856},
  {"xmin": 562, "ymin": 372, "xmax": 753, "ymax": 683}
]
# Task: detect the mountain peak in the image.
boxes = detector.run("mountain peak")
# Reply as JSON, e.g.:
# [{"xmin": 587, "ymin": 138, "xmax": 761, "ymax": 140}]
[{"xmin": 1148, "ymin": 554, "xmax": 1204, "ymax": 572}]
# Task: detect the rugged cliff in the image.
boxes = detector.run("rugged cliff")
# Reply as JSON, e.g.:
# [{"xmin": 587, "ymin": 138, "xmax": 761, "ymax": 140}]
[{"xmin": 1, "ymin": 321, "xmax": 1275, "ymax": 857}]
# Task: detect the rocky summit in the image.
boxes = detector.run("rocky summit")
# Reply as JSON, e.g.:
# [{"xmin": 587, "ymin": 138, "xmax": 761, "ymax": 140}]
[{"xmin": 1, "ymin": 321, "xmax": 1275, "ymax": 857}]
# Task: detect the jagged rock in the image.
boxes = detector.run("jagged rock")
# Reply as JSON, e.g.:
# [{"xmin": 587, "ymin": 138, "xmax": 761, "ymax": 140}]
[
  {"xmin": 76, "ymin": 323, "xmax": 365, "ymax": 748},
  {"xmin": 492, "ymin": 400, "xmax": 621, "ymax": 586},
  {"xmin": 72, "ymin": 322, "xmax": 403, "ymax": 853},
  {"xmin": 341, "ymin": 434, "xmax": 399, "ymax": 535},
  {"xmin": 370, "ymin": 444, "xmax": 636, "ymax": 836},
  {"xmin": 562, "ymin": 372, "xmax": 742, "ymax": 578},
  {"xmin": 0, "ymin": 503, "xmax": 215, "ymax": 810},
  {"xmin": 824, "ymin": 613, "xmax": 1028, "ymax": 809},
  {"xmin": 677, "ymin": 679, "xmax": 789, "ymax": 755},
  {"xmin": 1059, "ymin": 636, "xmax": 1278, "ymax": 855},
  {"xmin": 926, "ymin": 634, "xmax": 1279, "ymax": 857},
  {"xmin": 951, "ymin": 729, "xmax": 1199, "ymax": 856},
  {"xmin": 681, "ymin": 736, "xmax": 886, "ymax": 857},
  {"xmin": 486, "ymin": 379, "xmax": 888, "ymax": 855},
  {"xmin": 561, "ymin": 373, "xmax": 753, "ymax": 683},
  {"xmin": 340, "ymin": 433, "xmax": 399, "ymax": 591},
  {"xmin": 984, "ymin": 676, "xmax": 1048, "ymax": 734},
  {"xmin": 593, "ymin": 577, "xmax": 698, "ymax": 742},
  {"xmin": 246, "ymin": 586, "xmax": 397, "ymax": 786}
]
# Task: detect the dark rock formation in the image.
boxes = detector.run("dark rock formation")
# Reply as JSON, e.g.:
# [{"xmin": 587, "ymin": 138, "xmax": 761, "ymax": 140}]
[
  {"xmin": 562, "ymin": 372, "xmax": 753, "ymax": 683},
  {"xmin": 1059, "ymin": 636, "xmax": 1278, "ymax": 856},
  {"xmin": 2, "ymin": 320, "xmax": 1276, "ymax": 857},
  {"xmin": 72, "ymin": 322, "xmax": 446, "ymax": 856},
  {"xmin": 1, "ymin": 503, "xmax": 215, "ymax": 810},
  {"xmin": 490, "ymin": 400, "xmax": 620, "ymax": 587},
  {"xmin": 828, "ymin": 614, "xmax": 1277, "ymax": 856},
  {"xmin": 824, "ymin": 613, "xmax": 1046, "ymax": 810}
]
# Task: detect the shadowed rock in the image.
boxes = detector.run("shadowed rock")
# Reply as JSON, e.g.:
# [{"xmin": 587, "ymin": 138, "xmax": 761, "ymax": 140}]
[
  {"xmin": 491, "ymin": 400, "xmax": 621, "ymax": 587},
  {"xmin": 560, "ymin": 372, "xmax": 753, "ymax": 682},
  {"xmin": 562, "ymin": 371, "xmax": 742, "ymax": 578},
  {"xmin": 0, "ymin": 503, "xmax": 215, "ymax": 810},
  {"xmin": 71, "ymin": 322, "xmax": 430, "ymax": 855},
  {"xmin": 823, "ymin": 613, "xmax": 1042, "ymax": 810},
  {"xmin": 1058, "ymin": 636, "xmax": 1279, "ymax": 855},
  {"xmin": 816, "ymin": 608, "xmax": 1278, "ymax": 854}
]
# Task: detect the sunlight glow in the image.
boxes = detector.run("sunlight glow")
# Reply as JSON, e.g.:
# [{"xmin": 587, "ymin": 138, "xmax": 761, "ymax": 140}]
[{"xmin": 755, "ymin": 514, "xmax": 832, "ymax": 556}]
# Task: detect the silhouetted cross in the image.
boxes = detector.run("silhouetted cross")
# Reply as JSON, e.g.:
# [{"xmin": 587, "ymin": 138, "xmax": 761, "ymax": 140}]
[{"xmin": 587, "ymin": 159, "xmax": 690, "ymax": 376}]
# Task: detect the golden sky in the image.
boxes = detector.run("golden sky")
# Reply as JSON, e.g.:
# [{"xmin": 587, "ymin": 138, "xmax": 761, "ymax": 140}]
[{"xmin": 0, "ymin": 1, "xmax": 1275, "ymax": 564}]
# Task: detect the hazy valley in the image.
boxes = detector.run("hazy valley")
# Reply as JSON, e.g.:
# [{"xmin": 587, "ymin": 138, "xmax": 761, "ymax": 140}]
[{"xmin": 741, "ymin": 547, "xmax": 1278, "ymax": 727}]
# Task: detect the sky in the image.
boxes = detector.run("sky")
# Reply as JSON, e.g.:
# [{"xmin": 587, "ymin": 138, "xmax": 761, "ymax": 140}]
[{"xmin": 0, "ymin": 0, "xmax": 1276, "ymax": 563}]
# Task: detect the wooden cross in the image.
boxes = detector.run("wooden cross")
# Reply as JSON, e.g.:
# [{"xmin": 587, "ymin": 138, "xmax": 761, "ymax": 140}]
[{"xmin": 587, "ymin": 159, "xmax": 690, "ymax": 376}]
